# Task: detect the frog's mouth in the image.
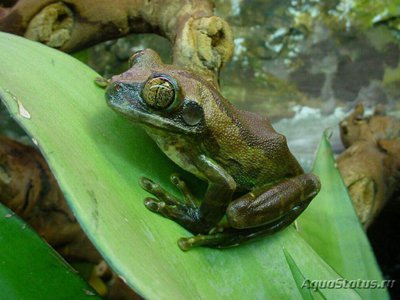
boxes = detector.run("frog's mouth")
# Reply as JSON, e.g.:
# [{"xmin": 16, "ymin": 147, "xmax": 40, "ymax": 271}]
[{"xmin": 105, "ymin": 82, "xmax": 192, "ymax": 134}]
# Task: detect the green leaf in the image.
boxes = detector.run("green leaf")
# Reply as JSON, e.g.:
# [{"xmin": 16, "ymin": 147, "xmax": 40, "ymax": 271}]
[
  {"xmin": 0, "ymin": 32, "xmax": 386, "ymax": 299},
  {"xmin": 283, "ymin": 248, "xmax": 317, "ymax": 300},
  {"xmin": 297, "ymin": 131, "xmax": 387, "ymax": 299},
  {"xmin": 0, "ymin": 202, "xmax": 100, "ymax": 299}
]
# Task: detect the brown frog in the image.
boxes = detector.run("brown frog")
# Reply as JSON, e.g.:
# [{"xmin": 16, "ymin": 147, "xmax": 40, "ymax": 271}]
[{"xmin": 105, "ymin": 49, "xmax": 320, "ymax": 250}]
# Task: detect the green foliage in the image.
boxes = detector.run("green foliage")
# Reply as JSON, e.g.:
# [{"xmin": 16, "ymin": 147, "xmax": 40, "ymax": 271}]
[{"xmin": 0, "ymin": 202, "xmax": 100, "ymax": 299}]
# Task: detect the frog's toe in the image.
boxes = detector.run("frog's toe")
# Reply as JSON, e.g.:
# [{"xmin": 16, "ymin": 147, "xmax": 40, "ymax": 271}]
[
  {"xmin": 177, "ymin": 234, "xmax": 226, "ymax": 250},
  {"xmin": 177, "ymin": 237, "xmax": 194, "ymax": 251},
  {"xmin": 139, "ymin": 177, "xmax": 156, "ymax": 191},
  {"xmin": 170, "ymin": 173, "xmax": 182, "ymax": 186},
  {"xmin": 144, "ymin": 197, "xmax": 205, "ymax": 232},
  {"xmin": 144, "ymin": 197, "xmax": 185, "ymax": 217},
  {"xmin": 170, "ymin": 173, "xmax": 200, "ymax": 206},
  {"xmin": 139, "ymin": 176, "xmax": 180, "ymax": 204},
  {"xmin": 144, "ymin": 197, "xmax": 167, "ymax": 212},
  {"xmin": 94, "ymin": 76, "xmax": 110, "ymax": 88},
  {"xmin": 177, "ymin": 236, "xmax": 210, "ymax": 251}
]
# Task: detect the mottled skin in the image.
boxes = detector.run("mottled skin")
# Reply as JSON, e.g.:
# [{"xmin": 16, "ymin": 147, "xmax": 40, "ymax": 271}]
[{"xmin": 105, "ymin": 49, "xmax": 320, "ymax": 250}]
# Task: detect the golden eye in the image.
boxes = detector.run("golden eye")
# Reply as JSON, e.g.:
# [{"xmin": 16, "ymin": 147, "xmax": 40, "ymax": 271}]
[{"xmin": 142, "ymin": 76, "xmax": 176, "ymax": 109}]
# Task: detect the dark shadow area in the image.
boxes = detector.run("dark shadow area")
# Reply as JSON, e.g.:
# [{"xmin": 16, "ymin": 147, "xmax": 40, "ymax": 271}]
[{"xmin": 368, "ymin": 193, "xmax": 400, "ymax": 299}]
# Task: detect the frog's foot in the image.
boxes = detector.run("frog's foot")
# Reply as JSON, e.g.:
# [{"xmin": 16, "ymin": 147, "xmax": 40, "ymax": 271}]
[
  {"xmin": 178, "ymin": 204, "xmax": 306, "ymax": 251},
  {"xmin": 95, "ymin": 76, "xmax": 110, "ymax": 88},
  {"xmin": 140, "ymin": 175, "xmax": 208, "ymax": 233}
]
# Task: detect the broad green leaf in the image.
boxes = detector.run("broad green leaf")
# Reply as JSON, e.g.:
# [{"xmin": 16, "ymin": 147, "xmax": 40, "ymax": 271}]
[
  {"xmin": 0, "ymin": 202, "xmax": 100, "ymax": 299},
  {"xmin": 0, "ymin": 32, "xmax": 384, "ymax": 299},
  {"xmin": 283, "ymin": 249, "xmax": 318, "ymax": 300},
  {"xmin": 297, "ymin": 132, "xmax": 387, "ymax": 299}
]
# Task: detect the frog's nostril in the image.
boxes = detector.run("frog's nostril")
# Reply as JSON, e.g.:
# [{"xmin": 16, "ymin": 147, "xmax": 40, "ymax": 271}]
[
  {"xmin": 105, "ymin": 82, "xmax": 121, "ymax": 100},
  {"xmin": 114, "ymin": 83, "xmax": 122, "ymax": 92}
]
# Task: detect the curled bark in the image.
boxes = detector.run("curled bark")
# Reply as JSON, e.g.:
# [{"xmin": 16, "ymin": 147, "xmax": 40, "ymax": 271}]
[
  {"xmin": 337, "ymin": 104, "xmax": 400, "ymax": 228},
  {"xmin": 0, "ymin": 0, "xmax": 233, "ymax": 85},
  {"xmin": 0, "ymin": 135, "xmax": 101, "ymax": 261}
]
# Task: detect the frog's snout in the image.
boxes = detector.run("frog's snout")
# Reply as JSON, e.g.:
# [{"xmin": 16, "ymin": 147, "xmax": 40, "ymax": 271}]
[
  {"xmin": 104, "ymin": 81, "xmax": 149, "ymax": 123},
  {"xmin": 104, "ymin": 81, "xmax": 132, "ymax": 115},
  {"xmin": 104, "ymin": 82, "xmax": 119, "ymax": 104},
  {"xmin": 104, "ymin": 81, "xmax": 133, "ymax": 109}
]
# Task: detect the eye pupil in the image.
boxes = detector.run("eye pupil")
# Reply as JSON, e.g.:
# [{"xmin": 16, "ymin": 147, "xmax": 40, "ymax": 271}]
[{"xmin": 142, "ymin": 77, "xmax": 175, "ymax": 109}]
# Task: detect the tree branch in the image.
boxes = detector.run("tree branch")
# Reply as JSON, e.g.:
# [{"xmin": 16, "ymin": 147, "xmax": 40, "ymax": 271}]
[{"xmin": 0, "ymin": 0, "xmax": 233, "ymax": 85}]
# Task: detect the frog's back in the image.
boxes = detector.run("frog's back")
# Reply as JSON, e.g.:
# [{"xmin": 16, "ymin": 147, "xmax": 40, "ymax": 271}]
[{"xmin": 205, "ymin": 100, "xmax": 304, "ymax": 191}]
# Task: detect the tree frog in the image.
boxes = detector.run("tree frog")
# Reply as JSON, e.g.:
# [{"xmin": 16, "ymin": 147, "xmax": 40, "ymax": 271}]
[{"xmin": 105, "ymin": 49, "xmax": 320, "ymax": 250}]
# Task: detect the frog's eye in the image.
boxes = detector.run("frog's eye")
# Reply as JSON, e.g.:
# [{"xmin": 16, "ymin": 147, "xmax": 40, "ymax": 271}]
[
  {"xmin": 182, "ymin": 101, "xmax": 203, "ymax": 126},
  {"xmin": 142, "ymin": 76, "xmax": 177, "ymax": 109}
]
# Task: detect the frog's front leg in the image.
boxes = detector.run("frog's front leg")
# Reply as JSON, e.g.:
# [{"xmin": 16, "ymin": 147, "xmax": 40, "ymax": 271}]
[
  {"xmin": 179, "ymin": 173, "xmax": 320, "ymax": 250},
  {"xmin": 140, "ymin": 155, "xmax": 236, "ymax": 234}
]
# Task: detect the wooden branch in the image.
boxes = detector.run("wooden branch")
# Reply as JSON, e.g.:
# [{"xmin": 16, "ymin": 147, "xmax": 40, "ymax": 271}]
[
  {"xmin": 0, "ymin": 0, "xmax": 233, "ymax": 85},
  {"xmin": 337, "ymin": 104, "xmax": 400, "ymax": 228}
]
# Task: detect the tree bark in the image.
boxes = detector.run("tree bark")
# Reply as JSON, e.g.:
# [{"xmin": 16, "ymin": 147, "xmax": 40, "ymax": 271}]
[
  {"xmin": 337, "ymin": 104, "xmax": 400, "ymax": 228},
  {"xmin": 0, "ymin": 0, "xmax": 233, "ymax": 85}
]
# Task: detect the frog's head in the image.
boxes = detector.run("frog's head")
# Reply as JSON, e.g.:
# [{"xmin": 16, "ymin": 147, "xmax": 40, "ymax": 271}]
[{"xmin": 106, "ymin": 48, "xmax": 215, "ymax": 135}]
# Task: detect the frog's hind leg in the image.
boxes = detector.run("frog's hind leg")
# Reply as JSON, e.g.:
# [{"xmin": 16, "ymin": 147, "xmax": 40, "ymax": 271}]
[
  {"xmin": 226, "ymin": 173, "xmax": 320, "ymax": 230},
  {"xmin": 178, "ymin": 173, "xmax": 320, "ymax": 250},
  {"xmin": 178, "ymin": 203, "xmax": 306, "ymax": 250}
]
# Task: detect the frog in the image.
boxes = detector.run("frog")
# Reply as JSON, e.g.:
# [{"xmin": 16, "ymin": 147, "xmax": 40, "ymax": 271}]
[{"xmin": 105, "ymin": 49, "xmax": 321, "ymax": 251}]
